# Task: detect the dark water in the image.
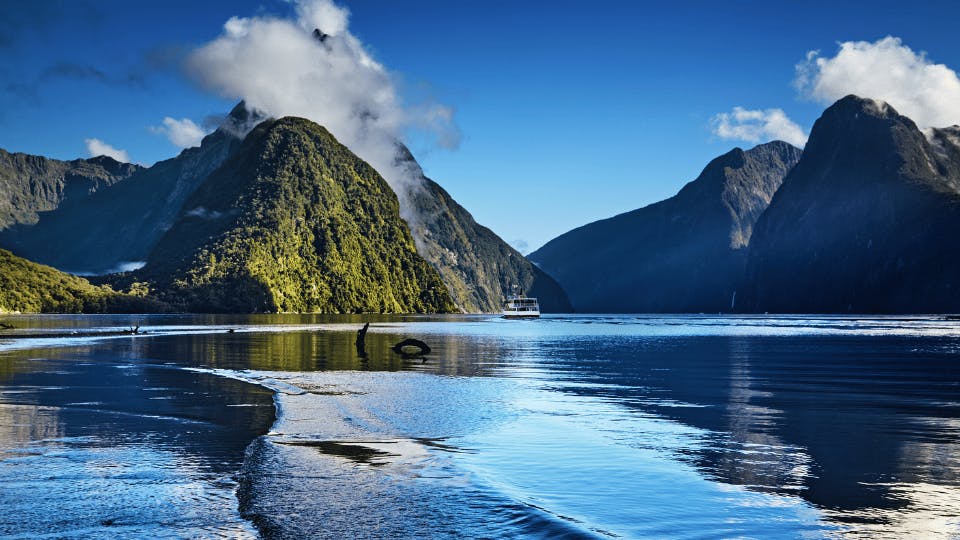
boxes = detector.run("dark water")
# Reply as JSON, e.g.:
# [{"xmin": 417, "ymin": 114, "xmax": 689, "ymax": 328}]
[{"xmin": 1, "ymin": 315, "xmax": 959, "ymax": 538}]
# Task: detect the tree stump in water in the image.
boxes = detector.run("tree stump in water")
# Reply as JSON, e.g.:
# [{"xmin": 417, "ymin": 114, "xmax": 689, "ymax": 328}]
[{"xmin": 355, "ymin": 322, "xmax": 369, "ymax": 358}]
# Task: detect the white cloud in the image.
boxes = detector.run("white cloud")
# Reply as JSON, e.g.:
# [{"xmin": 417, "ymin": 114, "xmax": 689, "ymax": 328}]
[
  {"xmin": 84, "ymin": 138, "xmax": 130, "ymax": 162},
  {"xmin": 185, "ymin": 0, "xmax": 460, "ymax": 228},
  {"xmin": 795, "ymin": 36, "xmax": 960, "ymax": 128},
  {"xmin": 711, "ymin": 107, "xmax": 808, "ymax": 147},
  {"xmin": 151, "ymin": 117, "xmax": 208, "ymax": 149}
]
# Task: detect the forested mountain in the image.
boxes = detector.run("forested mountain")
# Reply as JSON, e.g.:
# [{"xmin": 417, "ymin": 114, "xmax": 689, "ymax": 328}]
[
  {"xmin": 132, "ymin": 117, "xmax": 455, "ymax": 313},
  {"xmin": 0, "ymin": 249, "xmax": 162, "ymax": 314}
]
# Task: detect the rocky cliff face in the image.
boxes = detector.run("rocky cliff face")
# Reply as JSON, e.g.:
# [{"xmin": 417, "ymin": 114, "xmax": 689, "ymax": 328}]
[
  {"xmin": 397, "ymin": 147, "xmax": 571, "ymax": 313},
  {"xmin": 530, "ymin": 141, "xmax": 801, "ymax": 312},
  {"xmin": 741, "ymin": 95, "xmax": 960, "ymax": 313},
  {"xmin": 0, "ymin": 151, "xmax": 140, "ymax": 230},
  {"xmin": 135, "ymin": 117, "xmax": 455, "ymax": 314}
]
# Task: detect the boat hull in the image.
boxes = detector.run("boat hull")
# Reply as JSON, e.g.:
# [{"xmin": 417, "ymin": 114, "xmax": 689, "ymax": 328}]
[{"xmin": 502, "ymin": 311, "xmax": 540, "ymax": 319}]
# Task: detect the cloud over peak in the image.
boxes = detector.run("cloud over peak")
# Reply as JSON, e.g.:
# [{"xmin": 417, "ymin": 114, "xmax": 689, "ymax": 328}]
[
  {"xmin": 712, "ymin": 107, "xmax": 808, "ymax": 148},
  {"xmin": 84, "ymin": 138, "xmax": 130, "ymax": 163},
  {"xmin": 795, "ymin": 36, "xmax": 960, "ymax": 128},
  {"xmin": 184, "ymin": 0, "xmax": 460, "ymax": 224}
]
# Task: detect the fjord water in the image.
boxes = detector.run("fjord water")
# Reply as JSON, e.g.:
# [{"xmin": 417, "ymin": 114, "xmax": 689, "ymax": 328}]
[{"xmin": 1, "ymin": 315, "xmax": 959, "ymax": 538}]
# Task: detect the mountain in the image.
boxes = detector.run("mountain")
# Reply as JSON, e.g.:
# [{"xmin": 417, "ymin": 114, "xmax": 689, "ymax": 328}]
[
  {"xmin": 131, "ymin": 117, "xmax": 455, "ymax": 314},
  {"xmin": 0, "ymin": 248, "xmax": 163, "ymax": 313},
  {"xmin": 0, "ymin": 150, "xmax": 140, "ymax": 230},
  {"xmin": 0, "ymin": 104, "xmax": 253, "ymax": 273},
  {"xmin": 397, "ymin": 147, "xmax": 572, "ymax": 313},
  {"xmin": 530, "ymin": 141, "xmax": 802, "ymax": 312},
  {"xmin": 741, "ymin": 95, "xmax": 960, "ymax": 313},
  {"xmin": 0, "ymin": 100, "xmax": 565, "ymax": 314}
]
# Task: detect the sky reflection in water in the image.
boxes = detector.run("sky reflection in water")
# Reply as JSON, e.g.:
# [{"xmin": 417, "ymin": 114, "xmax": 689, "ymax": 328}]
[{"xmin": 0, "ymin": 314, "xmax": 959, "ymax": 538}]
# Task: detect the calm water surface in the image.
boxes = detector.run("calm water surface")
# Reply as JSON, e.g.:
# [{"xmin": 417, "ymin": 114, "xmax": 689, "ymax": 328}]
[{"xmin": 1, "ymin": 314, "xmax": 959, "ymax": 538}]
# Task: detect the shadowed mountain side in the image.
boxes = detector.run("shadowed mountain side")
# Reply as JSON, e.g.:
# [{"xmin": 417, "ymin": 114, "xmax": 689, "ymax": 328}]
[
  {"xmin": 0, "ymin": 150, "xmax": 140, "ymax": 230},
  {"xmin": 530, "ymin": 141, "xmax": 801, "ymax": 313},
  {"xmin": 0, "ymin": 104, "xmax": 255, "ymax": 274},
  {"xmin": 741, "ymin": 95, "xmax": 960, "ymax": 313},
  {"xmin": 128, "ymin": 117, "xmax": 455, "ymax": 314},
  {"xmin": 397, "ymin": 147, "xmax": 572, "ymax": 313}
]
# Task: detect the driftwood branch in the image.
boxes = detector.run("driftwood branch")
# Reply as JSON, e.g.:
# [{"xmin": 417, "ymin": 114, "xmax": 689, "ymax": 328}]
[{"xmin": 391, "ymin": 338, "xmax": 431, "ymax": 357}]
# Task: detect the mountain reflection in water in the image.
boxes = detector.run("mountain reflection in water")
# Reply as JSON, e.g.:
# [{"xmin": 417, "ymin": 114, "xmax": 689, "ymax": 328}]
[{"xmin": 0, "ymin": 314, "xmax": 958, "ymax": 538}]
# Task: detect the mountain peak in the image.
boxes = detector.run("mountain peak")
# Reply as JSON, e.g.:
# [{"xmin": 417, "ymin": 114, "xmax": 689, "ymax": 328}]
[
  {"xmin": 750, "ymin": 140, "xmax": 801, "ymax": 155},
  {"xmin": 829, "ymin": 94, "xmax": 899, "ymax": 118},
  {"xmin": 742, "ymin": 93, "xmax": 960, "ymax": 313},
  {"xmin": 214, "ymin": 101, "xmax": 269, "ymax": 141},
  {"xmin": 530, "ymin": 141, "xmax": 799, "ymax": 312}
]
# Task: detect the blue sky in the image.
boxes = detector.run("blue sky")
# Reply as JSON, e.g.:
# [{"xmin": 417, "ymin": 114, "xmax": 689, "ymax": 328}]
[{"xmin": 2, "ymin": 0, "xmax": 960, "ymax": 252}]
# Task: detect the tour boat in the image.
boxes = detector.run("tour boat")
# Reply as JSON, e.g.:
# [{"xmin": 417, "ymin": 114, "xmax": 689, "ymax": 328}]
[{"xmin": 503, "ymin": 294, "xmax": 540, "ymax": 319}]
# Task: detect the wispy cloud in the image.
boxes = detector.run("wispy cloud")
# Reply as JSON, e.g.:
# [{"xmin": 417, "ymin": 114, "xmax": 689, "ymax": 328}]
[
  {"xmin": 84, "ymin": 138, "xmax": 130, "ymax": 163},
  {"xmin": 2, "ymin": 61, "xmax": 147, "ymax": 104},
  {"xmin": 41, "ymin": 61, "xmax": 146, "ymax": 88},
  {"xmin": 711, "ymin": 107, "xmax": 807, "ymax": 147},
  {"xmin": 150, "ymin": 117, "xmax": 208, "ymax": 149},
  {"xmin": 511, "ymin": 239, "xmax": 530, "ymax": 255},
  {"xmin": 795, "ymin": 36, "xmax": 960, "ymax": 128}
]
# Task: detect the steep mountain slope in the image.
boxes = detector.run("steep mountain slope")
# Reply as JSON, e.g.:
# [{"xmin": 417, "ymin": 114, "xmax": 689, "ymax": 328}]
[
  {"xmin": 530, "ymin": 141, "xmax": 801, "ymax": 312},
  {"xmin": 0, "ymin": 151, "xmax": 140, "ymax": 229},
  {"xmin": 397, "ymin": 148, "xmax": 572, "ymax": 313},
  {"xmin": 135, "ymin": 117, "xmax": 455, "ymax": 314},
  {"xmin": 0, "ymin": 104, "xmax": 253, "ymax": 273},
  {"xmin": 741, "ymin": 95, "xmax": 960, "ymax": 313}
]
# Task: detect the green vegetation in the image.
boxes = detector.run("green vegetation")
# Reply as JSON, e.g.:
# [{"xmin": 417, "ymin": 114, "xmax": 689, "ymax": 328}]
[
  {"xmin": 0, "ymin": 249, "xmax": 165, "ymax": 313},
  {"xmin": 137, "ymin": 117, "xmax": 456, "ymax": 314}
]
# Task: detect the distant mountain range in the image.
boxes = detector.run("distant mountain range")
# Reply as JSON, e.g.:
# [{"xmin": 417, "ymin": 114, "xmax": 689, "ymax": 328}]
[
  {"xmin": 0, "ymin": 102, "xmax": 568, "ymax": 313},
  {"xmin": 0, "ymin": 150, "xmax": 140, "ymax": 231},
  {"xmin": 530, "ymin": 141, "xmax": 801, "ymax": 312},
  {"xmin": 533, "ymin": 95, "xmax": 960, "ymax": 314},
  {"xmin": 0, "ymin": 103, "xmax": 247, "ymax": 274}
]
